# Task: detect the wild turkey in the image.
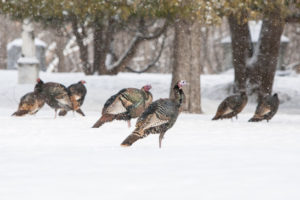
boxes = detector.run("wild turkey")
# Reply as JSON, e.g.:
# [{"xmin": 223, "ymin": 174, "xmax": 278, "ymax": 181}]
[
  {"xmin": 92, "ymin": 85, "xmax": 153, "ymax": 128},
  {"xmin": 12, "ymin": 79, "xmax": 45, "ymax": 116},
  {"xmin": 58, "ymin": 80, "xmax": 87, "ymax": 116},
  {"xmin": 249, "ymin": 93, "xmax": 279, "ymax": 122},
  {"xmin": 38, "ymin": 79, "xmax": 76, "ymax": 118},
  {"xmin": 212, "ymin": 91, "xmax": 248, "ymax": 120},
  {"xmin": 121, "ymin": 80, "xmax": 186, "ymax": 148}
]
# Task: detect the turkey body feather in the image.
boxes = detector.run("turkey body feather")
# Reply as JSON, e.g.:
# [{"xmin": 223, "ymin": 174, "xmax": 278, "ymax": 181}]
[
  {"xmin": 68, "ymin": 82, "xmax": 87, "ymax": 106},
  {"xmin": 136, "ymin": 99, "xmax": 179, "ymax": 131},
  {"xmin": 249, "ymin": 94, "xmax": 279, "ymax": 122},
  {"xmin": 212, "ymin": 92, "xmax": 247, "ymax": 120},
  {"xmin": 41, "ymin": 82, "xmax": 73, "ymax": 111},
  {"xmin": 121, "ymin": 80, "xmax": 186, "ymax": 148},
  {"xmin": 58, "ymin": 81, "xmax": 87, "ymax": 116},
  {"xmin": 92, "ymin": 86, "xmax": 152, "ymax": 128},
  {"xmin": 12, "ymin": 92, "xmax": 45, "ymax": 116}
]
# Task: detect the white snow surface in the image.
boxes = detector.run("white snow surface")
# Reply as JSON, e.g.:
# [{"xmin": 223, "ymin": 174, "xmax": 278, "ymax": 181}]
[{"xmin": 0, "ymin": 70, "xmax": 300, "ymax": 200}]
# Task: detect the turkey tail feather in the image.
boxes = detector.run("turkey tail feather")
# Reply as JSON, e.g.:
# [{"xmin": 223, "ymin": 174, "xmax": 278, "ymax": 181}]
[
  {"xmin": 212, "ymin": 115, "xmax": 220, "ymax": 120},
  {"xmin": 12, "ymin": 110, "xmax": 29, "ymax": 116},
  {"xmin": 76, "ymin": 108, "xmax": 85, "ymax": 116},
  {"xmin": 212, "ymin": 112, "xmax": 223, "ymax": 120},
  {"xmin": 92, "ymin": 114, "xmax": 115, "ymax": 128},
  {"xmin": 212, "ymin": 109, "xmax": 225, "ymax": 120},
  {"xmin": 221, "ymin": 112, "xmax": 236, "ymax": 119},
  {"xmin": 121, "ymin": 132, "xmax": 141, "ymax": 147}
]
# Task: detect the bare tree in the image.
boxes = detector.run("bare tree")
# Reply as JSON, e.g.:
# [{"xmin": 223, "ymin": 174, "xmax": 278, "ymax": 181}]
[{"xmin": 71, "ymin": 17, "xmax": 168, "ymax": 75}]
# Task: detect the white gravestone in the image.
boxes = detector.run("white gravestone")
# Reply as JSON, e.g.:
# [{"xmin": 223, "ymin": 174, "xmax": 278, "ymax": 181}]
[{"xmin": 17, "ymin": 19, "xmax": 40, "ymax": 84}]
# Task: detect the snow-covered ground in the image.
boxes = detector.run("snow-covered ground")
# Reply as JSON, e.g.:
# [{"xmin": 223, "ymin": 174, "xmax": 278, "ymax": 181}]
[{"xmin": 0, "ymin": 70, "xmax": 300, "ymax": 200}]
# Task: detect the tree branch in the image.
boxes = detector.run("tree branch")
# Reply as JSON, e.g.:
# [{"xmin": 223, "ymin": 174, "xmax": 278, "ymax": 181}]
[
  {"xmin": 139, "ymin": 21, "xmax": 168, "ymax": 40},
  {"xmin": 71, "ymin": 16, "xmax": 91, "ymax": 74},
  {"xmin": 286, "ymin": 13, "xmax": 300, "ymax": 23},
  {"xmin": 125, "ymin": 33, "xmax": 166, "ymax": 73},
  {"xmin": 106, "ymin": 20, "xmax": 168, "ymax": 74}
]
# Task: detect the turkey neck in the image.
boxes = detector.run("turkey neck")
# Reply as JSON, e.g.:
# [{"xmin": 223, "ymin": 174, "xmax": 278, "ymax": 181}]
[
  {"xmin": 33, "ymin": 82, "xmax": 45, "ymax": 98},
  {"xmin": 141, "ymin": 90, "xmax": 152, "ymax": 104},
  {"xmin": 241, "ymin": 93, "xmax": 248, "ymax": 102},
  {"xmin": 173, "ymin": 85, "xmax": 185, "ymax": 107},
  {"xmin": 34, "ymin": 82, "xmax": 44, "ymax": 94}
]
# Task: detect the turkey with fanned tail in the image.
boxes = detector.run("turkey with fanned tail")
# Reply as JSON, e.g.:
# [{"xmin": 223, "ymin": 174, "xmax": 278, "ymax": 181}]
[
  {"xmin": 249, "ymin": 93, "xmax": 279, "ymax": 122},
  {"xmin": 92, "ymin": 85, "xmax": 152, "ymax": 128},
  {"xmin": 59, "ymin": 80, "xmax": 87, "ymax": 116},
  {"xmin": 212, "ymin": 91, "xmax": 247, "ymax": 120},
  {"xmin": 121, "ymin": 80, "xmax": 186, "ymax": 148},
  {"xmin": 12, "ymin": 78, "xmax": 45, "ymax": 116}
]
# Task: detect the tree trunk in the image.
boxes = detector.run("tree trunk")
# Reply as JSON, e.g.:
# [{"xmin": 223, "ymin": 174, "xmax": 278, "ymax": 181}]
[
  {"xmin": 71, "ymin": 17, "xmax": 92, "ymax": 75},
  {"xmin": 189, "ymin": 22, "xmax": 202, "ymax": 113},
  {"xmin": 56, "ymin": 35, "xmax": 66, "ymax": 72},
  {"xmin": 248, "ymin": 8, "xmax": 285, "ymax": 99},
  {"xmin": 170, "ymin": 20, "xmax": 202, "ymax": 113},
  {"xmin": 93, "ymin": 23, "xmax": 103, "ymax": 74},
  {"xmin": 0, "ymin": 16, "xmax": 8, "ymax": 69},
  {"xmin": 228, "ymin": 12, "xmax": 253, "ymax": 92},
  {"xmin": 94, "ymin": 19, "xmax": 116, "ymax": 75}
]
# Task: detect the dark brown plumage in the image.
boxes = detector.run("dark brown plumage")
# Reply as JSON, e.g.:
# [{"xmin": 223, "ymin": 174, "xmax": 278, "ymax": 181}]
[
  {"xmin": 12, "ymin": 79, "xmax": 45, "ymax": 116},
  {"xmin": 121, "ymin": 80, "xmax": 186, "ymax": 148},
  {"xmin": 58, "ymin": 80, "xmax": 87, "ymax": 116},
  {"xmin": 38, "ymin": 79, "xmax": 76, "ymax": 118},
  {"xmin": 212, "ymin": 91, "xmax": 248, "ymax": 120},
  {"xmin": 92, "ymin": 85, "xmax": 153, "ymax": 128},
  {"xmin": 249, "ymin": 93, "xmax": 279, "ymax": 122}
]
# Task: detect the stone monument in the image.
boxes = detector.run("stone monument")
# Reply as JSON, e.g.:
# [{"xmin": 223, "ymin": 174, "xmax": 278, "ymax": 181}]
[
  {"xmin": 17, "ymin": 19, "xmax": 40, "ymax": 84},
  {"xmin": 7, "ymin": 38, "xmax": 46, "ymax": 71}
]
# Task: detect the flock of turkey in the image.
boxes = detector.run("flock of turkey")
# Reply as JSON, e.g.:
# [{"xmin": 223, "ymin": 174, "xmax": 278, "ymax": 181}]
[
  {"xmin": 12, "ymin": 78, "xmax": 279, "ymax": 148},
  {"xmin": 212, "ymin": 91, "xmax": 279, "ymax": 122}
]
